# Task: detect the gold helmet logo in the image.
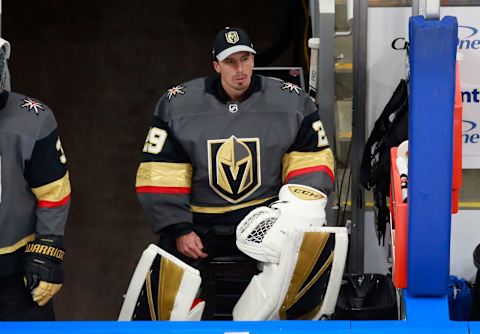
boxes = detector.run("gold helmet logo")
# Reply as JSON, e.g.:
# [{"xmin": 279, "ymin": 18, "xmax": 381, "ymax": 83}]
[
  {"xmin": 225, "ymin": 31, "xmax": 240, "ymax": 44},
  {"xmin": 208, "ymin": 136, "xmax": 261, "ymax": 203}
]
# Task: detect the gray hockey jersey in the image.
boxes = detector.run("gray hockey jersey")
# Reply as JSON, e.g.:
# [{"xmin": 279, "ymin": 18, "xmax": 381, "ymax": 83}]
[
  {"xmin": 0, "ymin": 91, "xmax": 71, "ymax": 276},
  {"xmin": 136, "ymin": 75, "xmax": 334, "ymax": 232}
]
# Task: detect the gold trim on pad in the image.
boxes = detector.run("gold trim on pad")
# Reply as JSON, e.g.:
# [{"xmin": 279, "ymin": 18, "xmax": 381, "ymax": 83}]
[
  {"xmin": 145, "ymin": 271, "xmax": 157, "ymax": 320},
  {"xmin": 158, "ymin": 257, "xmax": 184, "ymax": 320},
  {"xmin": 279, "ymin": 232, "xmax": 333, "ymax": 320}
]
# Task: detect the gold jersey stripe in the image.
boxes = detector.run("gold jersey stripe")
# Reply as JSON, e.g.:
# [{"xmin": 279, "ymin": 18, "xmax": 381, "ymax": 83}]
[
  {"xmin": 0, "ymin": 233, "xmax": 35, "ymax": 255},
  {"xmin": 136, "ymin": 162, "xmax": 192, "ymax": 188},
  {"xmin": 282, "ymin": 149, "xmax": 335, "ymax": 182},
  {"xmin": 31, "ymin": 172, "xmax": 71, "ymax": 203},
  {"xmin": 190, "ymin": 196, "xmax": 275, "ymax": 214}
]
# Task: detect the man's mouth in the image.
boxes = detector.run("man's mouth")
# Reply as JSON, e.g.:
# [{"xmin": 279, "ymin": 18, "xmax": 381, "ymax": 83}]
[{"xmin": 234, "ymin": 76, "xmax": 246, "ymax": 83}]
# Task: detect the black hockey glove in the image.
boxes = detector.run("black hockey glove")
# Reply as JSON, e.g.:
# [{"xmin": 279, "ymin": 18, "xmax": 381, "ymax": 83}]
[{"xmin": 24, "ymin": 235, "xmax": 65, "ymax": 306}]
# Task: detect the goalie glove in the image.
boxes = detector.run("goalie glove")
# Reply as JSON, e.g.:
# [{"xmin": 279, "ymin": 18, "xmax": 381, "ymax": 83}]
[
  {"xmin": 24, "ymin": 235, "xmax": 65, "ymax": 306},
  {"xmin": 236, "ymin": 184, "xmax": 327, "ymax": 263}
]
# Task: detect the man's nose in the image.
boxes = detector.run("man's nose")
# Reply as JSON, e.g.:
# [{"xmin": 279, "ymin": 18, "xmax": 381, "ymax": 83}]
[
  {"xmin": 235, "ymin": 61, "xmax": 244, "ymax": 72},
  {"xmin": 236, "ymin": 61, "xmax": 243, "ymax": 73}
]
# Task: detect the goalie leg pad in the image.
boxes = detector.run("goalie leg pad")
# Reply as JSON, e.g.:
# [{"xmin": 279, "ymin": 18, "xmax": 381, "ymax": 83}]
[
  {"xmin": 314, "ymin": 228, "xmax": 349, "ymax": 319},
  {"xmin": 118, "ymin": 244, "xmax": 204, "ymax": 321},
  {"xmin": 232, "ymin": 262, "xmax": 285, "ymax": 320},
  {"xmin": 233, "ymin": 227, "xmax": 348, "ymax": 321}
]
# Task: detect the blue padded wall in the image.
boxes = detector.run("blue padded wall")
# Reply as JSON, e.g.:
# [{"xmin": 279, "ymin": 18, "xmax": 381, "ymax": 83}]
[{"xmin": 407, "ymin": 16, "xmax": 458, "ymax": 296}]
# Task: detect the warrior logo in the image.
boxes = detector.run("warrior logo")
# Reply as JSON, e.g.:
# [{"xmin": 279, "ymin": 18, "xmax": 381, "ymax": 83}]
[
  {"xmin": 208, "ymin": 136, "xmax": 261, "ymax": 203},
  {"xmin": 225, "ymin": 31, "xmax": 240, "ymax": 44}
]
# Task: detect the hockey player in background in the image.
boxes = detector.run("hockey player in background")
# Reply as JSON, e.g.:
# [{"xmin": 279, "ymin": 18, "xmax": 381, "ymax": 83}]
[
  {"xmin": 0, "ymin": 38, "xmax": 71, "ymax": 320},
  {"xmin": 134, "ymin": 27, "xmax": 334, "ymax": 319}
]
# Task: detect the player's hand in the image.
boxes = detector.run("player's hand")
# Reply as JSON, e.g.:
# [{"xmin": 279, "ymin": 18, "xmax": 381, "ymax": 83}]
[
  {"xmin": 24, "ymin": 235, "xmax": 65, "ymax": 306},
  {"xmin": 176, "ymin": 232, "xmax": 208, "ymax": 259}
]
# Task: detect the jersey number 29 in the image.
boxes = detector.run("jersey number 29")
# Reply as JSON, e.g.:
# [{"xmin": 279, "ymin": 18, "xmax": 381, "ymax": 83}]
[
  {"xmin": 143, "ymin": 127, "xmax": 167, "ymax": 154},
  {"xmin": 312, "ymin": 120, "xmax": 329, "ymax": 148}
]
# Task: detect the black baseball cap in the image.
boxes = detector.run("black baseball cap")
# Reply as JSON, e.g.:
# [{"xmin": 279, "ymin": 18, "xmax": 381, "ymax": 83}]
[{"xmin": 211, "ymin": 27, "xmax": 256, "ymax": 61}]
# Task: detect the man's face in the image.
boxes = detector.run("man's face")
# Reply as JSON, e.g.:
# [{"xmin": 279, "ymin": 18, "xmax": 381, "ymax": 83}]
[{"xmin": 213, "ymin": 51, "xmax": 254, "ymax": 94}]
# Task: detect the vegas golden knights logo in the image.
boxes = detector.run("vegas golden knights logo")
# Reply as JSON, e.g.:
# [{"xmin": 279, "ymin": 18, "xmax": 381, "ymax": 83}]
[
  {"xmin": 225, "ymin": 31, "xmax": 240, "ymax": 44},
  {"xmin": 208, "ymin": 136, "xmax": 261, "ymax": 203}
]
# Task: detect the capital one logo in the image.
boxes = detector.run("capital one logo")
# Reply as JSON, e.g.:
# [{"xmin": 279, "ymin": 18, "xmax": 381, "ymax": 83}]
[
  {"xmin": 391, "ymin": 26, "xmax": 480, "ymax": 51},
  {"xmin": 391, "ymin": 37, "xmax": 409, "ymax": 51},
  {"xmin": 458, "ymin": 26, "xmax": 480, "ymax": 50},
  {"xmin": 463, "ymin": 120, "xmax": 480, "ymax": 144}
]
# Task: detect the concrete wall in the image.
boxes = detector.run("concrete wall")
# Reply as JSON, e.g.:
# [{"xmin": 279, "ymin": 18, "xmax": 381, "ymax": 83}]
[{"xmin": 4, "ymin": 0, "xmax": 301, "ymax": 319}]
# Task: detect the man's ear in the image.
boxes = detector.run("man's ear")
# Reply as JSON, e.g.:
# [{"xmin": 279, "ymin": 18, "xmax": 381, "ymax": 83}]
[{"xmin": 213, "ymin": 60, "xmax": 220, "ymax": 74}]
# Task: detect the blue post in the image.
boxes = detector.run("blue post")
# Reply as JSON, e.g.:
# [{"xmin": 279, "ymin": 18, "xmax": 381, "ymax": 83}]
[{"xmin": 407, "ymin": 16, "xmax": 458, "ymax": 297}]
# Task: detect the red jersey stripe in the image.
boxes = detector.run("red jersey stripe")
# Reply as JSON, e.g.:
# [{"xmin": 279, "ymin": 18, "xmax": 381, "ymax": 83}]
[
  {"xmin": 285, "ymin": 165, "xmax": 335, "ymax": 183},
  {"xmin": 37, "ymin": 194, "xmax": 71, "ymax": 208},
  {"xmin": 136, "ymin": 186, "xmax": 191, "ymax": 194}
]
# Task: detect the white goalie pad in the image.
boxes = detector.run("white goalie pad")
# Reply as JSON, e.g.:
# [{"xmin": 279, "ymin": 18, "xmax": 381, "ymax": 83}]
[
  {"xmin": 315, "ymin": 228, "xmax": 349, "ymax": 319},
  {"xmin": 118, "ymin": 244, "xmax": 204, "ymax": 321},
  {"xmin": 236, "ymin": 184, "xmax": 327, "ymax": 263},
  {"xmin": 233, "ymin": 226, "xmax": 348, "ymax": 320}
]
